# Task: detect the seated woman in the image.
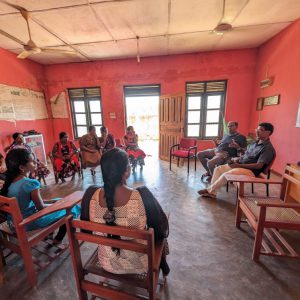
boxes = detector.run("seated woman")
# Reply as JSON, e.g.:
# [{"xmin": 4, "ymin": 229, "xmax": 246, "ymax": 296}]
[
  {"xmin": 99, "ymin": 126, "xmax": 116, "ymax": 153},
  {"xmin": 5, "ymin": 132, "xmax": 50, "ymax": 182},
  {"xmin": 52, "ymin": 132, "xmax": 80, "ymax": 182},
  {"xmin": 81, "ymin": 148, "xmax": 170, "ymax": 275},
  {"xmin": 1, "ymin": 149, "xmax": 80, "ymax": 243},
  {"xmin": 79, "ymin": 126, "xmax": 101, "ymax": 176},
  {"xmin": 124, "ymin": 126, "xmax": 146, "ymax": 170}
]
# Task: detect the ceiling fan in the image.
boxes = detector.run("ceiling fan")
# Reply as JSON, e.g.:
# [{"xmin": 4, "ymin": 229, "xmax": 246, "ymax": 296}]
[{"xmin": 1, "ymin": 1, "xmax": 78, "ymax": 59}]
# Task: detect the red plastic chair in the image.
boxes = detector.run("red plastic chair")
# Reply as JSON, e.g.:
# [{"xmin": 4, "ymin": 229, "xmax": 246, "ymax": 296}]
[{"xmin": 170, "ymin": 138, "xmax": 197, "ymax": 173}]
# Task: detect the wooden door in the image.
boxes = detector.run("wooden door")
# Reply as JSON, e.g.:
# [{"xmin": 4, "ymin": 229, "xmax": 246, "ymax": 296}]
[{"xmin": 159, "ymin": 94, "xmax": 185, "ymax": 161}]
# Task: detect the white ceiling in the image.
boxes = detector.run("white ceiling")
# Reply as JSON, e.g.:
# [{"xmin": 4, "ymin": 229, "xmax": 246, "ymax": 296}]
[{"xmin": 0, "ymin": 0, "xmax": 299, "ymax": 64}]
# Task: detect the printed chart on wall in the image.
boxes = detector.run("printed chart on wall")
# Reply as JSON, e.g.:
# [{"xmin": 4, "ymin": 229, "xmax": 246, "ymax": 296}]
[
  {"xmin": 50, "ymin": 91, "xmax": 69, "ymax": 118},
  {"xmin": 0, "ymin": 84, "xmax": 48, "ymax": 120}
]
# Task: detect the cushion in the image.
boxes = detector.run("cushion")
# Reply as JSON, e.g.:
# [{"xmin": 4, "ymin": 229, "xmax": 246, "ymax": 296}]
[{"xmin": 171, "ymin": 150, "xmax": 195, "ymax": 158}]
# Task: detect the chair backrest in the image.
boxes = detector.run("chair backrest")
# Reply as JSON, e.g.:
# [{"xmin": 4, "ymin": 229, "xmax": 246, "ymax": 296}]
[
  {"xmin": 282, "ymin": 164, "xmax": 300, "ymax": 211},
  {"xmin": 66, "ymin": 218, "xmax": 156, "ymax": 298},
  {"xmin": 262, "ymin": 150, "xmax": 276, "ymax": 175},
  {"xmin": 179, "ymin": 138, "xmax": 196, "ymax": 149}
]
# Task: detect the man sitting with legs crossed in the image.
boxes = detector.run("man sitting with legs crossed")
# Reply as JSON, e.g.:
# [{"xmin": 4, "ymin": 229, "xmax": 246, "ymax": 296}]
[
  {"xmin": 198, "ymin": 122, "xmax": 275, "ymax": 198},
  {"xmin": 197, "ymin": 121, "xmax": 247, "ymax": 181}
]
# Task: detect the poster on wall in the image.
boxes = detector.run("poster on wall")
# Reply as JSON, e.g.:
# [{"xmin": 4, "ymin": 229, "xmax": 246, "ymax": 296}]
[
  {"xmin": 0, "ymin": 84, "xmax": 48, "ymax": 121},
  {"xmin": 296, "ymin": 101, "xmax": 300, "ymax": 128},
  {"xmin": 50, "ymin": 91, "xmax": 69, "ymax": 118}
]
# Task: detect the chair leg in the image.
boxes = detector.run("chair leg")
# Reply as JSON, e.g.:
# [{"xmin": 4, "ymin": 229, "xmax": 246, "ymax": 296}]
[
  {"xmin": 194, "ymin": 155, "xmax": 197, "ymax": 171},
  {"xmin": 251, "ymin": 183, "xmax": 254, "ymax": 194},
  {"xmin": 169, "ymin": 153, "xmax": 172, "ymax": 171},
  {"xmin": 235, "ymin": 200, "xmax": 242, "ymax": 229},
  {"xmin": 0, "ymin": 247, "xmax": 5, "ymax": 284},
  {"xmin": 20, "ymin": 245, "xmax": 37, "ymax": 286},
  {"xmin": 187, "ymin": 157, "xmax": 190, "ymax": 174},
  {"xmin": 252, "ymin": 208, "xmax": 266, "ymax": 262},
  {"xmin": 266, "ymin": 183, "xmax": 269, "ymax": 197},
  {"xmin": 226, "ymin": 182, "xmax": 229, "ymax": 192}
]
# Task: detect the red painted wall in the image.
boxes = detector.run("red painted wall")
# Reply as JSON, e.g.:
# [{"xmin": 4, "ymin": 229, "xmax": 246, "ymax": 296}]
[
  {"xmin": 249, "ymin": 19, "xmax": 300, "ymax": 173},
  {"xmin": 45, "ymin": 49, "xmax": 257, "ymax": 150},
  {"xmin": 0, "ymin": 48, "xmax": 54, "ymax": 155}
]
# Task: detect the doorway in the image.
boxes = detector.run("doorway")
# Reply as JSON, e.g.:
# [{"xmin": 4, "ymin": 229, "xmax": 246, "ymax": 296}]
[{"xmin": 124, "ymin": 85, "xmax": 160, "ymax": 157}]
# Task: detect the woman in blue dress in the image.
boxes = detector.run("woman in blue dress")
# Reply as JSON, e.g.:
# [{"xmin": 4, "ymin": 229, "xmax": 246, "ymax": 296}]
[{"xmin": 1, "ymin": 148, "xmax": 80, "ymax": 243}]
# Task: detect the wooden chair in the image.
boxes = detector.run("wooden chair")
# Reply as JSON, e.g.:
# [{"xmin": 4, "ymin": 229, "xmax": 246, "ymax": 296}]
[
  {"xmin": 226, "ymin": 152, "xmax": 276, "ymax": 197},
  {"xmin": 0, "ymin": 191, "xmax": 83, "ymax": 286},
  {"xmin": 49, "ymin": 150, "xmax": 83, "ymax": 184},
  {"xmin": 169, "ymin": 138, "xmax": 197, "ymax": 173},
  {"xmin": 66, "ymin": 218, "xmax": 167, "ymax": 300},
  {"xmin": 225, "ymin": 164, "xmax": 300, "ymax": 262}
]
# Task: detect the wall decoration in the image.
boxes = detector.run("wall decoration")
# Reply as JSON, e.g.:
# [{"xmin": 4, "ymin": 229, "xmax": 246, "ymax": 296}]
[
  {"xmin": 50, "ymin": 91, "xmax": 69, "ymax": 118},
  {"xmin": 263, "ymin": 94, "xmax": 280, "ymax": 106},
  {"xmin": 256, "ymin": 97, "xmax": 264, "ymax": 111},
  {"xmin": 296, "ymin": 102, "xmax": 300, "ymax": 128},
  {"xmin": 0, "ymin": 84, "xmax": 48, "ymax": 120}
]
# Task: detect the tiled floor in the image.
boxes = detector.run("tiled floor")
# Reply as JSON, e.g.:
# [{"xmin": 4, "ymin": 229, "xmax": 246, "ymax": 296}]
[{"xmin": 1, "ymin": 143, "xmax": 300, "ymax": 300}]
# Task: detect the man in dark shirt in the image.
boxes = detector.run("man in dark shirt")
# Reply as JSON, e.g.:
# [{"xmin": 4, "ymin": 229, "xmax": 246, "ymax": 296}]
[
  {"xmin": 198, "ymin": 123, "xmax": 275, "ymax": 198},
  {"xmin": 197, "ymin": 121, "xmax": 247, "ymax": 179}
]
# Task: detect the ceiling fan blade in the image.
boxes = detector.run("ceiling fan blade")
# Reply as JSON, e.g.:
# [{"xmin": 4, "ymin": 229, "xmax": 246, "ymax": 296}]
[
  {"xmin": 2, "ymin": 1, "xmax": 30, "ymax": 19},
  {"xmin": 17, "ymin": 50, "xmax": 33, "ymax": 59},
  {"xmin": 0, "ymin": 28, "xmax": 25, "ymax": 45},
  {"xmin": 41, "ymin": 48, "xmax": 78, "ymax": 56}
]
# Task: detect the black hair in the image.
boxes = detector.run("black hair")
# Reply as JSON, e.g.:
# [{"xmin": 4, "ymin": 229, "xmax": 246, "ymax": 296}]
[
  {"xmin": 12, "ymin": 132, "xmax": 21, "ymax": 140},
  {"xmin": 1, "ymin": 149, "xmax": 32, "ymax": 196},
  {"xmin": 100, "ymin": 148, "xmax": 129, "ymax": 253},
  {"xmin": 126, "ymin": 126, "xmax": 133, "ymax": 132},
  {"xmin": 230, "ymin": 121, "xmax": 238, "ymax": 127},
  {"xmin": 88, "ymin": 125, "xmax": 96, "ymax": 132},
  {"xmin": 100, "ymin": 126, "xmax": 107, "ymax": 133},
  {"xmin": 59, "ymin": 131, "xmax": 68, "ymax": 140},
  {"xmin": 259, "ymin": 122, "xmax": 274, "ymax": 135}
]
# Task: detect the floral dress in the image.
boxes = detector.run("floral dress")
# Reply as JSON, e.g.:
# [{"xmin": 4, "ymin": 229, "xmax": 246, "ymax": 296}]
[
  {"xmin": 52, "ymin": 141, "xmax": 80, "ymax": 178},
  {"xmin": 124, "ymin": 133, "xmax": 146, "ymax": 168}
]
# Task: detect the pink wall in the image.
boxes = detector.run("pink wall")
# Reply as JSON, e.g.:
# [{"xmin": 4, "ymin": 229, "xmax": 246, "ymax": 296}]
[
  {"xmin": 249, "ymin": 19, "xmax": 300, "ymax": 173},
  {"xmin": 0, "ymin": 48, "xmax": 54, "ymax": 155},
  {"xmin": 45, "ymin": 49, "xmax": 257, "ymax": 150}
]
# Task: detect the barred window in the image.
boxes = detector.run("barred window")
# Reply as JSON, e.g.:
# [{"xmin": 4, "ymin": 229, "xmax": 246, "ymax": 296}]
[
  {"xmin": 68, "ymin": 87, "xmax": 103, "ymax": 138},
  {"xmin": 185, "ymin": 80, "xmax": 227, "ymax": 139}
]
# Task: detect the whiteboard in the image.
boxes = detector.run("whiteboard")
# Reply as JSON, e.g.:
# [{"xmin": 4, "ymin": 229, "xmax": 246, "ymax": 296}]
[{"xmin": 0, "ymin": 84, "xmax": 48, "ymax": 120}]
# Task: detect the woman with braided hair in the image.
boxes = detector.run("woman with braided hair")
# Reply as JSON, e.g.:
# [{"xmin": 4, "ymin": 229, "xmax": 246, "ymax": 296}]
[{"xmin": 81, "ymin": 148, "xmax": 170, "ymax": 275}]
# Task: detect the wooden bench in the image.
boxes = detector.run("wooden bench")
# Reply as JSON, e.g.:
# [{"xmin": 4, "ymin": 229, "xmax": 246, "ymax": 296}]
[
  {"xmin": 66, "ymin": 217, "xmax": 167, "ymax": 300},
  {"xmin": 226, "ymin": 164, "xmax": 300, "ymax": 261}
]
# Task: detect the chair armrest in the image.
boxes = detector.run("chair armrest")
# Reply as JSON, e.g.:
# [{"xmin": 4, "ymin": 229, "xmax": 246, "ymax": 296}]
[
  {"xmin": 255, "ymin": 199, "xmax": 300, "ymax": 208},
  {"xmin": 19, "ymin": 191, "xmax": 84, "ymax": 227},
  {"xmin": 188, "ymin": 146, "xmax": 197, "ymax": 152},
  {"xmin": 224, "ymin": 174, "xmax": 282, "ymax": 185},
  {"xmin": 170, "ymin": 144, "xmax": 180, "ymax": 151}
]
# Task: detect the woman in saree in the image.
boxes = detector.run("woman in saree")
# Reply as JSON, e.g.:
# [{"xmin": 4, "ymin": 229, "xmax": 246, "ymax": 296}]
[
  {"xmin": 124, "ymin": 126, "xmax": 146, "ymax": 170},
  {"xmin": 52, "ymin": 132, "xmax": 80, "ymax": 182},
  {"xmin": 79, "ymin": 125, "xmax": 101, "ymax": 176}
]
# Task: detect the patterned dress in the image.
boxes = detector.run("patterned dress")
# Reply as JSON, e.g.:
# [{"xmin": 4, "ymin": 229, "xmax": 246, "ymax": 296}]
[
  {"xmin": 89, "ymin": 188, "xmax": 148, "ymax": 274},
  {"xmin": 99, "ymin": 134, "xmax": 115, "ymax": 153},
  {"xmin": 124, "ymin": 134, "xmax": 146, "ymax": 167},
  {"xmin": 52, "ymin": 141, "xmax": 80, "ymax": 178}
]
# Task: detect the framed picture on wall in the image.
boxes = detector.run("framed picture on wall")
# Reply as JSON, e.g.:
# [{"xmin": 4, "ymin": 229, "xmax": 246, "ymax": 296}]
[
  {"xmin": 263, "ymin": 94, "xmax": 280, "ymax": 106},
  {"xmin": 256, "ymin": 97, "xmax": 264, "ymax": 111}
]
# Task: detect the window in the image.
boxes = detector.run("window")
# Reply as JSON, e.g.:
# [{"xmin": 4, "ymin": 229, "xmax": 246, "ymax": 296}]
[
  {"xmin": 185, "ymin": 80, "xmax": 227, "ymax": 139},
  {"xmin": 68, "ymin": 87, "xmax": 103, "ymax": 138}
]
